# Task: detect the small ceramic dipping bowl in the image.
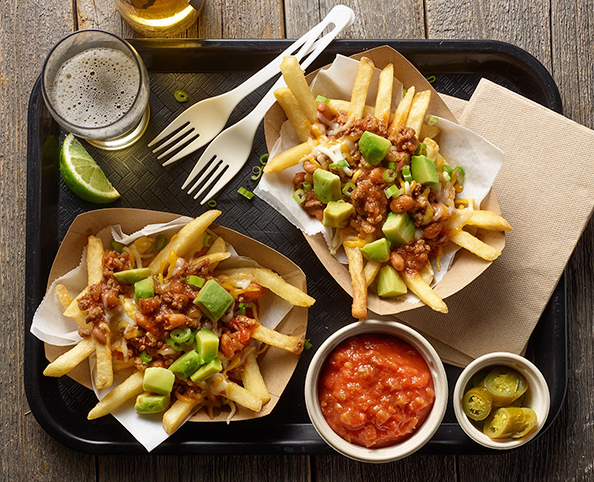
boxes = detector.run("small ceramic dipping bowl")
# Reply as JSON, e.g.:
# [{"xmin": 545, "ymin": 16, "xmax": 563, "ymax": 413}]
[
  {"xmin": 453, "ymin": 352, "xmax": 550, "ymax": 450},
  {"xmin": 304, "ymin": 320, "xmax": 448, "ymax": 463}
]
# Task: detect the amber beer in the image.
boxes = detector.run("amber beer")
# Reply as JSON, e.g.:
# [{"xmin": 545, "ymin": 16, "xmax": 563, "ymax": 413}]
[{"xmin": 114, "ymin": 0, "xmax": 204, "ymax": 37}]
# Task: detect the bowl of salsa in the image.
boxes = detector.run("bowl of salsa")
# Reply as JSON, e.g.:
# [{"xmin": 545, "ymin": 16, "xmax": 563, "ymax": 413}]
[{"xmin": 304, "ymin": 320, "xmax": 448, "ymax": 462}]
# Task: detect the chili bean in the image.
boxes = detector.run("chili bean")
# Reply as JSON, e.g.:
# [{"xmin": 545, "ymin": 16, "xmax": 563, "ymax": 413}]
[
  {"xmin": 390, "ymin": 194, "xmax": 414, "ymax": 213},
  {"xmin": 390, "ymin": 252, "xmax": 405, "ymax": 271},
  {"xmin": 293, "ymin": 171, "xmax": 306, "ymax": 185},
  {"xmin": 303, "ymin": 161, "xmax": 318, "ymax": 174},
  {"xmin": 92, "ymin": 325, "xmax": 107, "ymax": 345},
  {"xmin": 423, "ymin": 222, "xmax": 443, "ymax": 240},
  {"xmin": 369, "ymin": 167, "xmax": 386, "ymax": 185}
]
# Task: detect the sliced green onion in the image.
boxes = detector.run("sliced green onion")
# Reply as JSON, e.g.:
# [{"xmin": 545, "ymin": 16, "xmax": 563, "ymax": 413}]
[
  {"xmin": 140, "ymin": 350, "xmax": 152, "ymax": 364},
  {"xmin": 329, "ymin": 163, "xmax": 339, "ymax": 169},
  {"xmin": 207, "ymin": 199, "xmax": 217, "ymax": 208},
  {"xmin": 203, "ymin": 233, "xmax": 212, "ymax": 247},
  {"xmin": 304, "ymin": 339, "xmax": 313, "ymax": 351},
  {"xmin": 187, "ymin": 275, "xmax": 205, "ymax": 289},
  {"xmin": 453, "ymin": 166, "xmax": 465, "ymax": 178},
  {"xmin": 293, "ymin": 188, "xmax": 306, "ymax": 204},
  {"xmin": 170, "ymin": 327, "xmax": 192, "ymax": 344},
  {"xmin": 315, "ymin": 95, "xmax": 330, "ymax": 104},
  {"xmin": 415, "ymin": 142, "xmax": 427, "ymax": 156},
  {"xmin": 364, "ymin": 161, "xmax": 372, "ymax": 169},
  {"xmin": 388, "ymin": 161, "xmax": 396, "ymax": 170},
  {"xmin": 167, "ymin": 338, "xmax": 185, "ymax": 352},
  {"xmin": 384, "ymin": 185, "xmax": 402, "ymax": 199},
  {"xmin": 329, "ymin": 160, "xmax": 348, "ymax": 169},
  {"xmin": 302, "ymin": 181, "xmax": 312, "ymax": 190},
  {"xmin": 443, "ymin": 172, "xmax": 451, "ymax": 182},
  {"xmin": 153, "ymin": 234, "xmax": 168, "ymax": 251},
  {"xmin": 342, "ymin": 182, "xmax": 356, "ymax": 197},
  {"xmin": 426, "ymin": 75, "xmax": 436, "ymax": 84},
  {"xmin": 259, "ymin": 153, "xmax": 269, "ymax": 166},
  {"xmin": 383, "ymin": 169, "xmax": 397, "ymax": 183},
  {"xmin": 403, "ymin": 88, "xmax": 407, "ymax": 97},
  {"xmin": 427, "ymin": 116, "xmax": 439, "ymax": 126},
  {"xmin": 441, "ymin": 165, "xmax": 453, "ymax": 175},
  {"xmin": 174, "ymin": 90, "xmax": 189, "ymax": 102},
  {"xmin": 236, "ymin": 306, "xmax": 246, "ymax": 315},
  {"xmin": 179, "ymin": 277, "xmax": 186, "ymax": 283},
  {"xmin": 402, "ymin": 165, "xmax": 412, "ymax": 182},
  {"xmin": 238, "ymin": 187, "xmax": 254, "ymax": 200},
  {"xmin": 239, "ymin": 302, "xmax": 253, "ymax": 308},
  {"xmin": 251, "ymin": 165, "xmax": 263, "ymax": 181},
  {"xmin": 111, "ymin": 240, "xmax": 123, "ymax": 253}
]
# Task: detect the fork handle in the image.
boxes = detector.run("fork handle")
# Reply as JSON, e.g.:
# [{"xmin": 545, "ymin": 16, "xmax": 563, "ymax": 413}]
[
  {"xmin": 225, "ymin": 5, "xmax": 354, "ymax": 106},
  {"xmin": 235, "ymin": 8, "xmax": 355, "ymax": 136}
]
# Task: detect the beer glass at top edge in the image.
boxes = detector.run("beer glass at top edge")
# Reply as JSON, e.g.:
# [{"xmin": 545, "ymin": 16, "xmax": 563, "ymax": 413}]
[{"xmin": 41, "ymin": 29, "xmax": 150, "ymax": 150}]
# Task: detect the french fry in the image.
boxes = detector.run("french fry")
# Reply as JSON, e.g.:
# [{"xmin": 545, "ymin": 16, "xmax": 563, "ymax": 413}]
[
  {"xmin": 42, "ymin": 337, "xmax": 95, "ymax": 377},
  {"xmin": 343, "ymin": 244, "xmax": 367, "ymax": 319},
  {"xmin": 112, "ymin": 357, "xmax": 135, "ymax": 372},
  {"xmin": 328, "ymin": 99, "xmax": 377, "ymax": 119},
  {"xmin": 274, "ymin": 87, "xmax": 312, "ymax": 142},
  {"xmin": 264, "ymin": 139, "xmax": 314, "ymax": 173},
  {"xmin": 253, "ymin": 324, "xmax": 304, "ymax": 354},
  {"xmin": 280, "ymin": 56, "xmax": 317, "ymax": 122},
  {"xmin": 401, "ymin": 270, "xmax": 448, "ymax": 313},
  {"xmin": 451, "ymin": 230, "xmax": 502, "ymax": 261},
  {"xmin": 87, "ymin": 371, "xmax": 144, "ymax": 420},
  {"xmin": 87, "ymin": 235, "xmax": 105, "ymax": 285},
  {"xmin": 349, "ymin": 57, "xmax": 375, "ymax": 120},
  {"xmin": 364, "ymin": 260, "xmax": 382, "ymax": 287},
  {"xmin": 192, "ymin": 251, "xmax": 231, "ymax": 267},
  {"xmin": 420, "ymin": 262, "xmax": 435, "ymax": 286},
  {"xmin": 374, "ymin": 63, "xmax": 394, "ymax": 127},
  {"xmin": 163, "ymin": 397, "xmax": 202, "ymax": 435},
  {"xmin": 405, "ymin": 90, "xmax": 432, "ymax": 137},
  {"xmin": 95, "ymin": 324, "xmax": 113, "ymax": 389},
  {"xmin": 55, "ymin": 284, "xmax": 88, "ymax": 329},
  {"xmin": 420, "ymin": 123, "xmax": 440, "ymax": 140},
  {"xmin": 148, "ymin": 210, "xmax": 221, "ymax": 274},
  {"xmin": 466, "ymin": 211, "xmax": 513, "ymax": 231},
  {"xmin": 388, "ymin": 85, "xmax": 415, "ymax": 136},
  {"xmin": 424, "ymin": 137, "xmax": 440, "ymax": 161},
  {"xmin": 206, "ymin": 236, "xmax": 227, "ymax": 271},
  {"xmin": 223, "ymin": 378, "xmax": 263, "ymax": 412},
  {"xmin": 241, "ymin": 352, "xmax": 271, "ymax": 403},
  {"xmin": 221, "ymin": 267, "xmax": 315, "ymax": 307}
]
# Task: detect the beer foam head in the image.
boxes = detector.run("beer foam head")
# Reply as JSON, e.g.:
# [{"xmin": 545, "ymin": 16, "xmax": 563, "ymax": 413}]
[{"xmin": 50, "ymin": 48, "xmax": 141, "ymax": 128}]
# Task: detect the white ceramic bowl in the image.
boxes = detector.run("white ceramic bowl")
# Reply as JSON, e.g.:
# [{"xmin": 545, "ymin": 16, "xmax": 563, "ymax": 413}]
[
  {"xmin": 453, "ymin": 352, "xmax": 550, "ymax": 450},
  {"xmin": 304, "ymin": 320, "xmax": 448, "ymax": 463}
]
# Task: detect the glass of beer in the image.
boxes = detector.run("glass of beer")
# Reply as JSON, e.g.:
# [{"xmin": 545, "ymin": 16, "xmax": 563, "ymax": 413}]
[{"xmin": 41, "ymin": 29, "xmax": 150, "ymax": 150}]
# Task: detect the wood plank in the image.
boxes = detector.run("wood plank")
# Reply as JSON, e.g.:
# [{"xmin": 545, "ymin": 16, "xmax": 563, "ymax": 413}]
[
  {"xmin": 284, "ymin": 0, "xmax": 425, "ymax": 39},
  {"xmin": 0, "ymin": 0, "xmax": 95, "ymax": 480}
]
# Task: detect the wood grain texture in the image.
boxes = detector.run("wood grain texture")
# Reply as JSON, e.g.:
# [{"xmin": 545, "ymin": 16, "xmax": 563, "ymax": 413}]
[{"xmin": 0, "ymin": 0, "xmax": 96, "ymax": 481}]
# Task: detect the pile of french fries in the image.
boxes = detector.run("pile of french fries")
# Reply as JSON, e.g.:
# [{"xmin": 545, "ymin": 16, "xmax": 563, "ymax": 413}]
[
  {"xmin": 264, "ymin": 55, "xmax": 512, "ymax": 317},
  {"xmin": 43, "ymin": 210, "xmax": 315, "ymax": 434}
]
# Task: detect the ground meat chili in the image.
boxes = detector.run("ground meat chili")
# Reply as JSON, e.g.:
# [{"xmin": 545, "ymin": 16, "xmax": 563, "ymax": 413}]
[
  {"xmin": 318, "ymin": 334, "xmax": 435, "ymax": 448},
  {"xmin": 292, "ymin": 101, "xmax": 466, "ymax": 286}
]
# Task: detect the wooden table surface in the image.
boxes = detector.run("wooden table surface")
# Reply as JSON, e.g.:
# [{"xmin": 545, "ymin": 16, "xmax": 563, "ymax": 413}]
[{"xmin": 2, "ymin": 0, "xmax": 593, "ymax": 480}]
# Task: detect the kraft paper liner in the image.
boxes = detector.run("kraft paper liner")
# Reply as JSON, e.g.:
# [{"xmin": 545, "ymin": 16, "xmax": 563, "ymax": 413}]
[
  {"xmin": 41, "ymin": 208, "xmax": 309, "ymax": 423},
  {"xmin": 262, "ymin": 45, "xmax": 506, "ymax": 317},
  {"xmin": 398, "ymin": 78, "xmax": 594, "ymax": 364}
]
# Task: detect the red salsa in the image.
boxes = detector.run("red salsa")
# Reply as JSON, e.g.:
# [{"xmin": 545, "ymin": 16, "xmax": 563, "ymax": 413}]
[{"xmin": 318, "ymin": 334, "xmax": 435, "ymax": 448}]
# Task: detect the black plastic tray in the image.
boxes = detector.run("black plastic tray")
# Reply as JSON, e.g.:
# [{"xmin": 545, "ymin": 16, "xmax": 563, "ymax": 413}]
[{"xmin": 25, "ymin": 39, "xmax": 566, "ymax": 455}]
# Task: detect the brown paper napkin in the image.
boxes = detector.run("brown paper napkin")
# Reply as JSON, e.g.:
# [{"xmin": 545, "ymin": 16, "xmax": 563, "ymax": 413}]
[{"xmin": 396, "ymin": 79, "xmax": 594, "ymax": 367}]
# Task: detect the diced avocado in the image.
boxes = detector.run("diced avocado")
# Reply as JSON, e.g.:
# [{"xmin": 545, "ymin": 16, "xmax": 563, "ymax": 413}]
[
  {"xmin": 411, "ymin": 155, "xmax": 439, "ymax": 186},
  {"xmin": 359, "ymin": 131, "xmax": 392, "ymax": 166},
  {"xmin": 194, "ymin": 279, "xmax": 234, "ymax": 322},
  {"xmin": 143, "ymin": 366, "xmax": 175, "ymax": 395},
  {"xmin": 187, "ymin": 275, "xmax": 205, "ymax": 289},
  {"xmin": 114, "ymin": 268, "xmax": 152, "ymax": 284},
  {"xmin": 134, "ymin": 393, "xmax": 171, "ymax": 414},
  {"xmin": 322, "ymin": 200, "xmax": 355, "ymax": 228},
  {"xmin": 134, "ymin": 277, "xmax": 154, "ymax": 301},
  {"xmin": 168, "ymin": 350, "xmax": 202, "ymax": 379},
  {"xmin": 360, "ymin": 238, "xmax": 391, "ymax": 263},
  {"xmin": 382, "ymin": 212, "xmax": 415, "ymax": 246},
  {"xmin": 313, "ymin": 169, "xmax": 341, "ymax": 204},
  {"xmin": 377, "ymin": 265, "xmax": 408, "ymax": 297},
  {"xmin": 190, "ymin": 358, "xmax": 223, "ymax": 383},
  {"xmin": 195, "ymin": 329, "xmax": 219, "ymax": 364}
]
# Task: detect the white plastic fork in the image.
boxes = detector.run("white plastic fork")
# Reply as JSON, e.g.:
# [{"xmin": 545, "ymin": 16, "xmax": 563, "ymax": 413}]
[
  {"xmin": 150, "ymin": 5, "xmax": 354, "ymax": 166},
  {"xmin": 185, "ymin": 7, "xmax": 355, "ymax": 203}
]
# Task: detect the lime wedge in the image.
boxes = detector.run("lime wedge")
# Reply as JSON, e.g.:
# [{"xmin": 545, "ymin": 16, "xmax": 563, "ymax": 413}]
[{"xmin": 59, "ymin": 134, "xmax": 120, "ymax": 204}]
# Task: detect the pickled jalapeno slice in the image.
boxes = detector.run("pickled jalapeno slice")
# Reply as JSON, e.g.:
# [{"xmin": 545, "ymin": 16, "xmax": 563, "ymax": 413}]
[
  {"xmin": 463, "ymin": 387, "xmax": 493, "ymax": 421},
  {"xmin": 483, "ymin": 407, "xmax": 538, "ymax": 439},
  {"xmin": 482, "ymin": 366, "xmax": 528, "ymax": 406}
]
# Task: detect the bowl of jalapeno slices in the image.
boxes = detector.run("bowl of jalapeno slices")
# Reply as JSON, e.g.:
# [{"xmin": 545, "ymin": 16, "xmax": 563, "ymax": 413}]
[{"xmin": 453, "ymin": 352, "xmax": 550, "ymax": 450}]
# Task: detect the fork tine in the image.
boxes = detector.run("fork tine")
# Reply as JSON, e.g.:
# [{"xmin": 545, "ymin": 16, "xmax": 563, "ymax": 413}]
[
  {"xmin": 186, "ymin": 156, "xmax": 222, "ymax": 194},
  {"xmin": 182, "ymin": 146, "xmax": 218, "ymax": 190},
  {"xmin": 148, "ymin": 116, "xmax": 192, "ymax": 148},
  {"xmin": 152, "ymin": 124, "xmax": 194, "ymax": 155},
  {"xmin": 197, "ymin": 170, "xmax": 233, "ymax": 205},
  {"xmin": 161, "ymin": 135, "xmax": 209, "ymax": 166},
  {"xmin": 192, "ymin": 164, "xmax": 229, "ymax": 200}
]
